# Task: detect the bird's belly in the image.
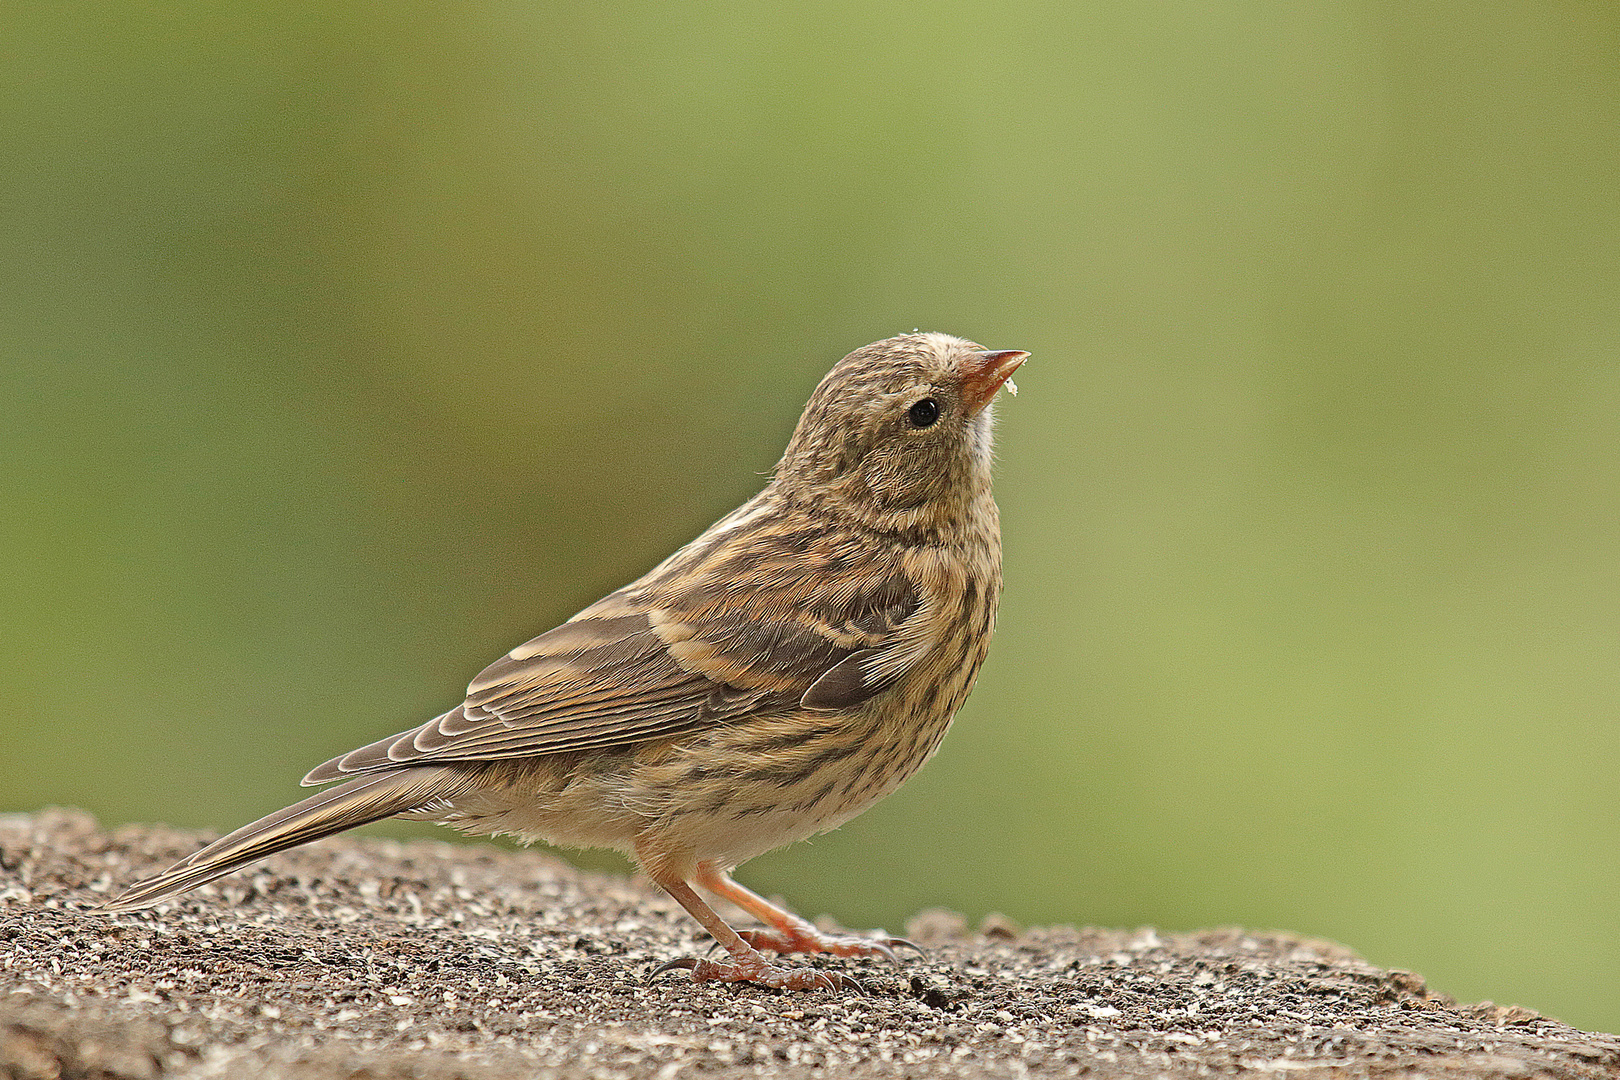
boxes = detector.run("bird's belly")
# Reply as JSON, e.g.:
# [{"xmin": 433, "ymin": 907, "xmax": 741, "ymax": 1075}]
[
  {"xmin": 642, "ymin": 693, "xmax": 961, "ymax": 869},
  {"xmin": 412, "ymin": 762, "xmax": 640, "ymax": 855}
]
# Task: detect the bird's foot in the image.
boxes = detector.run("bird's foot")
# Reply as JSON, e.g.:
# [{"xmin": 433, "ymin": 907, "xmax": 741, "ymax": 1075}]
[
  {"xmin": 651, "ymin": 954, "xmax": 864, "ymax": 993},
  {"xmin": 738, "ymin": 924, "xmax": 922, "ymax": 964}
]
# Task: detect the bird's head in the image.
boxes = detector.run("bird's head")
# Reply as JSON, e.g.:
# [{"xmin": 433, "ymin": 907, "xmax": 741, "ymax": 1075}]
[{"xmin": 775, "ymin": 332, "xmax": 1027, "ymax": 536}]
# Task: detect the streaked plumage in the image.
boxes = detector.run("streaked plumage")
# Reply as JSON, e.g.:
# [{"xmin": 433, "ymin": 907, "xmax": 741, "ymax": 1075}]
[{"xmin": 102, "ymin": 332, "xmax": 1026, "ymax": 992}]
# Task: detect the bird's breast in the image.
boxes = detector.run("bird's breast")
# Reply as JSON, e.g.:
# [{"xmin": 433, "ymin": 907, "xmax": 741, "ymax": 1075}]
[{"xmin": 639, "ymin": 535, "xmax": 1000, "ymax": 865}]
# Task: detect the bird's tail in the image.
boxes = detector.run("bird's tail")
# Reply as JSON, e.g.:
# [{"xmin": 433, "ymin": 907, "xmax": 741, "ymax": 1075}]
[{"xmin": 97, "ymin": 766, "xmax": 466, "ymax": 913}]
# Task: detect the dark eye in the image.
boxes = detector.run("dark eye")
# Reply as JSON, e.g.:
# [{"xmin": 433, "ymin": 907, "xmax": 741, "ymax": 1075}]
[{"xmin": 907, "ymin": 397, "xmax": 941, "ymax": 428}]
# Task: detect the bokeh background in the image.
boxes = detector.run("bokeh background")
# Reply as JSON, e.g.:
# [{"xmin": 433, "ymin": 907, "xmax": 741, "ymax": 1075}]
[{"xmin": 6, "ymin": 1, "xmax": 1619, "ymax": 1033}]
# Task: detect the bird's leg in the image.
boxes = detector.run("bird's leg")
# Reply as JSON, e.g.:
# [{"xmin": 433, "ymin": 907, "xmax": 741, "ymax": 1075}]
[
  {"xmin": 648, "ymin": 871, "xmax": 861, "ymax": 992},
  {"xmin": 694, "ymin": 862, "xmax": 920, "ymax": 963}
]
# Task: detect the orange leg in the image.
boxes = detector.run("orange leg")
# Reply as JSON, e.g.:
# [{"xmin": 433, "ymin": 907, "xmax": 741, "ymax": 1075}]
[
  {"xmin": 639, "ymin": 844, "xmax": 860, "ymax": 992},
  {"xmin": 693, "ymin": 862, "xmax": 918, "ymax": 963}
]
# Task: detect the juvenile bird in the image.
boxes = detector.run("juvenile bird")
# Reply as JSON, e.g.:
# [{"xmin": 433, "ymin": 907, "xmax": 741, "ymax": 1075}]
[{"xmin": 102, "ymin": 332, "xmax": 1026, "ymax": 992}]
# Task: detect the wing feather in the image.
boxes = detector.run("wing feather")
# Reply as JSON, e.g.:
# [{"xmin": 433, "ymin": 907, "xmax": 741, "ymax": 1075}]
[{"xmin": 303, "ymin": 507, "xmax": 939, "ymax": 786}]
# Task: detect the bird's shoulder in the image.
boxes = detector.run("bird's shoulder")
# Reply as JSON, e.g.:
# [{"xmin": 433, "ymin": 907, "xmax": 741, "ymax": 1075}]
[{"xmin": 625, "ymin": 496, "xmax": 991, "ymax": 710}]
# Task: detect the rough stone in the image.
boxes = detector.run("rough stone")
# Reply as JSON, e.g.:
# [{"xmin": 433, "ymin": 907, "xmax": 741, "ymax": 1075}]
[{"xmin": 3, "ymin": 809, "xmax": 1615, "ymax": 1079}]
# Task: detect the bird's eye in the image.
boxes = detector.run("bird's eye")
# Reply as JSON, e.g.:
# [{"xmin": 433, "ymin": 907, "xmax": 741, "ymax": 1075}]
[{"xmin": 907, "ymin": 398, "xmax": 941, "ymax": 428}]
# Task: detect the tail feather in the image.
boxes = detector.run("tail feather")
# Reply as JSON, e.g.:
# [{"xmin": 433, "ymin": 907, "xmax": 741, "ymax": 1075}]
[{"xmin": 98, "ymin": 767, "xmax": 465, "ymax": 913}]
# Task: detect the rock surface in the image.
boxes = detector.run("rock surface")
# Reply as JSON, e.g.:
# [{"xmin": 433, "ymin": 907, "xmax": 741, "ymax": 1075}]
[{"xmin": 2, "ymin": 809, "xmax": 1615, "ymax": 1079}]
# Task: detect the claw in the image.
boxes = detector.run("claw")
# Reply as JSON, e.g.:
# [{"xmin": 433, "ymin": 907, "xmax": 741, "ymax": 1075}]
[
  {"xmin": 885, "ymin": 936, "xmax": 925, "ymax": 958},
  {"xmin": 649, "ymin": 956, "xmax": 700, "ymax": 983}
]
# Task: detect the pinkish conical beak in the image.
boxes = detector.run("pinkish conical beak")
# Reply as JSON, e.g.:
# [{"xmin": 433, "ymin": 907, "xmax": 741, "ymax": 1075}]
[{"xmin": 961, "ymin": 350, "xmax": 1029, "ymax": 416}]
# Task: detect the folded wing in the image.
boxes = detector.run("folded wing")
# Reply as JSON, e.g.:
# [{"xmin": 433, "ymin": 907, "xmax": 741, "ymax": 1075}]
[{"xmin": 305, "ymin": 530, "xmax": 930, "ymax": 786}]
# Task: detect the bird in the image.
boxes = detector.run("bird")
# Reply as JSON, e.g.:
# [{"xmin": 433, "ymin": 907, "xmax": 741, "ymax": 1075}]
[{"xmin": 101, "ymin": 331, "xmax": 1026, "ymax": 992}]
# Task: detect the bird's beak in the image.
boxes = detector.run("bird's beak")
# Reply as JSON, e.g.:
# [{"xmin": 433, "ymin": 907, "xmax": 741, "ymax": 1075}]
[{"xmin": 961, "ymin": 350, "xmax": 1029, "ymax": 416}]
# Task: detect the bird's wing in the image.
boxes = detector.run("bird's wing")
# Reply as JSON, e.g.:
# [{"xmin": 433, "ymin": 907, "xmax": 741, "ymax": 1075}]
[{"xmin": 303, "ymin": 530, "xmax": 931, "ymax": 784}]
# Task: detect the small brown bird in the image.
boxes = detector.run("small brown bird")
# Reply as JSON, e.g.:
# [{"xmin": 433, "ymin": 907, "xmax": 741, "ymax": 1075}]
[{"xmin": 103, "ymin": 332, "xmax": 1026, "ymax": 991}]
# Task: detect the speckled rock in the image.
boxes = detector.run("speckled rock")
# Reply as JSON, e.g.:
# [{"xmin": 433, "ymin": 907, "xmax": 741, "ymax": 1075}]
[{"xmin": 2, "ymin": 810, "xmax": 1615, "ymax": 1079}]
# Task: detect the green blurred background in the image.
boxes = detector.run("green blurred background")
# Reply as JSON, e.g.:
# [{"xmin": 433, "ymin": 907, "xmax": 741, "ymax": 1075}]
[{"xmin": 6, "ymin": 0, "xmax": 1618, "ymax": 1033}]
